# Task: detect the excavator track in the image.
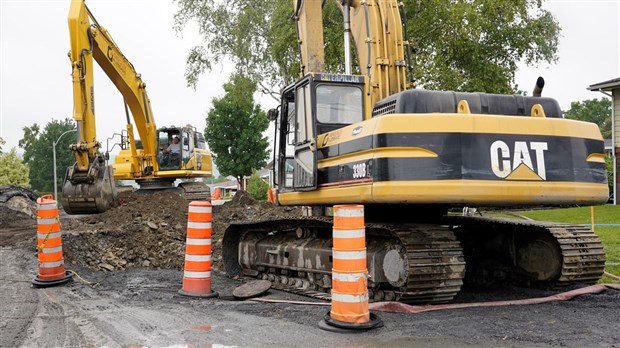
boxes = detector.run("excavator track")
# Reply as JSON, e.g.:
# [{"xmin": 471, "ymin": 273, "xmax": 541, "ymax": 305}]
[
  {"xmin": 388, "ymin": 225, "xmax": 465, "ymax": 303},
  {"xmin": 223, "ymin": 215, "xmax": 606, "ymax": 304},
  {"xmin": 550, "ymin": 224, "xmax": 607, "ymax": 286},
  {"xmin": 449, "ymin": 216, "xmax": 606, "ymax": 289},
  {"xmin": 222, "ymin": 218, "xmax": 466, "ymax": 304}
]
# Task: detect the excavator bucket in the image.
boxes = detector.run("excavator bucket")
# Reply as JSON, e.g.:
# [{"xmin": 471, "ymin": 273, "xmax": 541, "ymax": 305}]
[{"xmin": 61, "ymin": 163, "xmax": 117, "ymax": 214}]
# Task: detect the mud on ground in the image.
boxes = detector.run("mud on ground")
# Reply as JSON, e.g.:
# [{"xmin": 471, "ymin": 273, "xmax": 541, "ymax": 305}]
[{"xmin": 2, "ymin": 188, "xmax": 620, "ymax": 347}]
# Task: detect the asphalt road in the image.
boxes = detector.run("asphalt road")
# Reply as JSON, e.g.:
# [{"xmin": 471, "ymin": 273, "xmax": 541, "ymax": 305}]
[{"xmin": 2, "ymin": 244, "xmax": 620, "ymax": 348}]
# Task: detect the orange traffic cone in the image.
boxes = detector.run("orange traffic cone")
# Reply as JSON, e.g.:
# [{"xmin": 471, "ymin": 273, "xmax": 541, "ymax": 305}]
[
  {"xmin": 319, "ymin": 205, "xmax": 382, "ymax": 332},
  {"xmin": 179, "ymin": 201, "xmax": 218, "ymax": 298},
  {"xmin": 32, "ymin": 195, "xmax": 72, "ymax": 287},
  {"xmin": 267, "ymin": 187, "xmax": 276, "ymax": 204}
]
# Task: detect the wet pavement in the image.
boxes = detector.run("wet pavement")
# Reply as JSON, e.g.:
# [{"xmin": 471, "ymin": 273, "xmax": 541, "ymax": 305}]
[{"xmin": 2, "ymin": 245, "xmax": 620, "ymax": 348}]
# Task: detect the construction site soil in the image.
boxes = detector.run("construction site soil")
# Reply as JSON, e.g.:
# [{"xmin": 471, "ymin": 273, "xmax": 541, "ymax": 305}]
[
  {"xmin": 1, "ymin": 189, "xmax": 619, "ymax": 347},
  {"xmin": 1, "ymin": 190, "xmax": 301, "ymax": 272}
]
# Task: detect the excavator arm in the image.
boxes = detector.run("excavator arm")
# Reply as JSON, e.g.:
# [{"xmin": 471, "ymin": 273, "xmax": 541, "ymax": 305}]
[
  {"xmin": 68, "ymin": 0, "xmax": 158, "ymax": 176},
  {"xmin": 63, "ymin": 0, "xmax": 159, "ymax": 213},
  {"xmin": 294, "ymin": 0, "xmax": 410, "ymax": 111}
]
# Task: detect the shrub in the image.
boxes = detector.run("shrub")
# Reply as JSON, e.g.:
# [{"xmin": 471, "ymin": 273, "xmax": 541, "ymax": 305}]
[{"xmin": 247, "ymin": 169, "xmax": 269, "ymax": 201}]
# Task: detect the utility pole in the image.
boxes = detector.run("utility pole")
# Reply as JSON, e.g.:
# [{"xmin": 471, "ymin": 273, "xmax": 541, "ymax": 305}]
[{"xmin": 53, "ymin": 129, "xmax": 77, "ymax": 200}]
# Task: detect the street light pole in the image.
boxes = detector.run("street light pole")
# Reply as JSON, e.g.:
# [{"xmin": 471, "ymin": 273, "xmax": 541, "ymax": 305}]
[{"xmin": 53, "ymin": 129, "xmax": 77, "ymax": 200}]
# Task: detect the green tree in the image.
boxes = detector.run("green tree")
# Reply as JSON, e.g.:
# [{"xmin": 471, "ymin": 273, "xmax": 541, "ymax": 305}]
[
  {"xmin": 410, "ymin": 1, "xmax": 559, "ymax": 93},
  {"xmin": 19, "ymin": 119, "xmax": 76, "ymax": 193},
  {"xmin": 246, "ymin": 169, "xmax": 269, "ymax": 201},
  {"xmin": 174, "ymin": 0, "xmax": 560, "ymax": 94},
  {"xmin": 204, "ymin": 74, "xmax": 269, "ymax": 187},
  {"xmin": 0, "ymin": 137, "xmax": 5, "ymax": 153},
  {"xmin": 0, "ymin": 148, "xmax": 30, "ymax": 187},
  {"xmin": 564, "ymin": 98, "xmax": 612, "ymax": 139}
]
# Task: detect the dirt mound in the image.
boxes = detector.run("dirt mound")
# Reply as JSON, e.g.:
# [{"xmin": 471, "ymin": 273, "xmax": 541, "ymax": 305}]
[
  {"xmin": 62, "ymin": 190, "xmax": 301, "ymax": 272},
  {"xmin": 0, "ymin": 205, "xmax": 35, "ymax": 227},
  {"xmin": 0, "ymin": 185, "xmax": 38, "ymax": 220}
]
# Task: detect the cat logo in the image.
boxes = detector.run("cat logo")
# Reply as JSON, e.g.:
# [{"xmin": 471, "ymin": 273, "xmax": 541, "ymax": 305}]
[{"xmin": 490, "ymin": 141, "xmax": 548, "ymax": 180}]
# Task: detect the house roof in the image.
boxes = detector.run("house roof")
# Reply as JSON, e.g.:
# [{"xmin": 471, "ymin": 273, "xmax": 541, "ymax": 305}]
[
  {"xmin": 208, "ymin": 180, "xmax": 238, "ymax": 189},
  {"xmin": 588, "ymin": 77, "xmax": 620, "ymax": 91}
]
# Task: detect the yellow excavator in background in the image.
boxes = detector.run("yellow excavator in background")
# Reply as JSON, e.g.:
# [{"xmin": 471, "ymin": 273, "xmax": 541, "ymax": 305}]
[
  {"xmin": 62, "ymin": 0, "xmax": 212, "ymax": 214},
  {"xmin": 222, "ymin": 0, "xmax": 608, "ymax": 303}
]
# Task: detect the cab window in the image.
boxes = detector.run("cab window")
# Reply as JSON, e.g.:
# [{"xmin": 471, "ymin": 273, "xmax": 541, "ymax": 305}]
[{"xmin": 315, "ymin": 84, "xmax": 363, "ymax": 125}]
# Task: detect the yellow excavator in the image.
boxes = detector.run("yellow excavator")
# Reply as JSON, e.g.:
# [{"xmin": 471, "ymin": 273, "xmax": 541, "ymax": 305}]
[
  {"xmin": 62, "ymin": 0, "xmax": 213, "ymax": 214},
  {"xmin": 222, "ymin": 0, "xmax": 608, "ymax": 303}
]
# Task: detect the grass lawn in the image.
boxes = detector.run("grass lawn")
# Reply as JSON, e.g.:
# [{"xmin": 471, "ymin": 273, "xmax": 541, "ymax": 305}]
[{"xmin": 490, "ymin": 205, "xmax": 620, "ymax": 284}]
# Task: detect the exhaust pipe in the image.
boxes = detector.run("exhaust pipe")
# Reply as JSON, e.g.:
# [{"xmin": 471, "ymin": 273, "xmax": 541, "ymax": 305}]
[{"xmin": 533, "ymin": 76, "xmax": 545, "ymax": 97}]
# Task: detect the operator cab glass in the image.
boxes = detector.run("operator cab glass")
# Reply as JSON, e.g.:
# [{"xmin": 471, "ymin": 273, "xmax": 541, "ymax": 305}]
[
  {"xmin": 157, "ymin": 129, "xmax": 182, "ymax": 170},
  {"xmin": 315, "ymin": 84, "xmax": 363, "ymax": 134}
]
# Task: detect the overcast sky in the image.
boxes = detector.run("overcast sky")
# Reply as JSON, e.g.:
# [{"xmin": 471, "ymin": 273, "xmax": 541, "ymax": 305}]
[{"xmin": 1, "ymin": 0, "xmax": 619, "ymax": 155}]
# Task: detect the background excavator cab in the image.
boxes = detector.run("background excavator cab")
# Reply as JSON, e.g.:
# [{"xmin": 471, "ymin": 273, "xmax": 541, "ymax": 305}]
[
  {"xmin": 156, "ymin": 128, "xmax": 196, "ymax": 170},
  {"xmin": 157, "ymin": 130, "xmax": 182, "ymax": 170}
]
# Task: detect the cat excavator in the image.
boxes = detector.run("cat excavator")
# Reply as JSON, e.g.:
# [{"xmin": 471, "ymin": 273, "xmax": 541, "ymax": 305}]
[
  {"xmin": 222, "ymin": 0, "xmax": 608, "ymax": 303},
  {"xmin": 62, "ymin": 0, "xmax": 213, "ymax": 214}
]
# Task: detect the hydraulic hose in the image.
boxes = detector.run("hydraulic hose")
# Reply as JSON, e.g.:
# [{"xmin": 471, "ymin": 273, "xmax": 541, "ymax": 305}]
[{"xmin": 249, "ymin": 284, "xmax": 620, "ymax": 314}]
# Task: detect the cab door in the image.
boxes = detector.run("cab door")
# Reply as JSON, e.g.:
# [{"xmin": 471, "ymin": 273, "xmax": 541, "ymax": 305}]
[{"xmin": 292, "ymin": 81, "xmax": 317, "ymax": 191}]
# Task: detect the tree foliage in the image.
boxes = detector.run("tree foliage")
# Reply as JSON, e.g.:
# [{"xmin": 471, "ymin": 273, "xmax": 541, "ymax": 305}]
[
  {"xmin": 0, "ymin": 148, "xmax": 30, "ymax": 187},
  {"xmin": 564, "ymin": 98, "xmax": 612, "ymax": 139},
  {"xmin": 174, "ymin": 0, "xmax": 560, "ymax": 94},
  {"xmin": 18, "ymin": 119, "xmax": 76, "ymax": 193},
  {"xmin": 246, "ymin": 169, "xmax": 269, "ymax": 201},
  {"xmin": 0, "ymin": 137, "xmax": 5, "ymax": 154},
  {"xmin": 410, "ymin": 1, "xmax": 559, "ymax": 93},
  {"xmin": 204, "ymin": 74, "xmax": 269, "ymax": 186}
]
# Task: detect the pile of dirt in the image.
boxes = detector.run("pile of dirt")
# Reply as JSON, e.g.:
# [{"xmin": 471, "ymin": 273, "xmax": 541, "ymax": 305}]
[
  {"xmin": 0, "ymin": 185, "xmax": 38, "ymax": 222},
  {"xmin": 62, "ymin": 190, "xmax": 301, "ymax": 272},
  {"xmin": 0, "ymin": 205, "xmax": 35, "ymax": 228},
  {"xmin": 0, "ymin": 186, "xmax": 38, "ymax": 247}
]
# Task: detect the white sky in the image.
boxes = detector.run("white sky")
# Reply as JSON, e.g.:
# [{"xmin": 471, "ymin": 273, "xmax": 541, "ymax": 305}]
[
  {"xmin": 0, "ymin": 0, "xmax": 241, "ymax": 156},
  {"xmin": 1, "ymin": 0, "xmax": 619, "ymax": 155},
  {"xmin": 515, "ymin": 0, "xmax": 620, "ymax": 105}
]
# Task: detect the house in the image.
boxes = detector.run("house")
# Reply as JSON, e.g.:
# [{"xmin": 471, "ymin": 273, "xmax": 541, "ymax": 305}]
[
  {"xmin": 241, "ymin": 164, "xmax": 273, "ymax": 190},
  {"xmin": 588, "ymin": 77, "xmax": 620, "ymax": 204},
  {"xmin": 207, "ymin": 179, "xmax": 238, "ymax": 203},
  {"xmin": 605, "ymin": 139, "xmax": 613, "ymax": 156}
]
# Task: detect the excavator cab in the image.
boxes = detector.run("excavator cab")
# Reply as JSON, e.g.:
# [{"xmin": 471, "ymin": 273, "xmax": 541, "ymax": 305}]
[
  {"xmin": 157, "ymin": 129, "xmax": 183, "ymax": 170},
  {"xmin": 155, "ymin": 126, "xmax": 210, "ymax": 173},
  {"xmin": 275, "ymin": 73, "xmax": 367, "ymax": 193}
]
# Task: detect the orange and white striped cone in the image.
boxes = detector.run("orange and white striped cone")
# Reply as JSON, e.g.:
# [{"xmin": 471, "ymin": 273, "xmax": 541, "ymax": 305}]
[
  {"xmin": 319, "ymin": 205, "xmax": 382, "ymax": 332},
  {"xmin": 32, "ymin": 195, "xmax": 72, "ymax": 288},
  {"xmin": 179, "ymin": 201, "xmax": 218, "ymax": 298}
]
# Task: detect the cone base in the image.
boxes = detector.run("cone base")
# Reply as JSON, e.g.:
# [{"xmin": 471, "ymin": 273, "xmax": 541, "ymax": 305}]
[
  {"xmin": 32, "ymin": 272, "xmax": 73, "ymax": 288},
  {"xmin": 178, "ymin": 289, "xmax": 219, "ymax": 298},
  {"xmin": 319, "ymin": 311, "xmax": 383, "ymax": 332}
]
